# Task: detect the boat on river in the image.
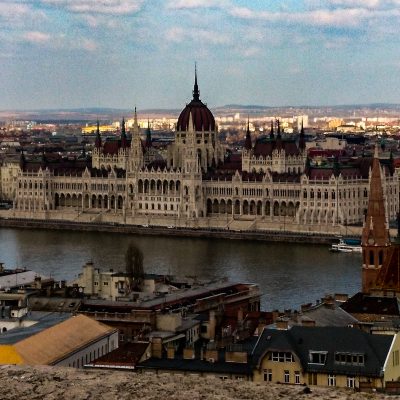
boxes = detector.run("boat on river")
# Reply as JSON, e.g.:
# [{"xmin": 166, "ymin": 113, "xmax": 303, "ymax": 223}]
[{"xmin": 330, "ymin": 238, "xmax": 362, "ymax": 253}]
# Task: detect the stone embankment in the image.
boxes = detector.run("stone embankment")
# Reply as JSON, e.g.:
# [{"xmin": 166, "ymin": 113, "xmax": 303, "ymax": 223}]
[
  {"xmin": 0, "ymin": 217, "xmax": 340, "ymax": 244},
  {"xmin": 0, "ymin": 365, "xmax": 393, "ymax": 400}
]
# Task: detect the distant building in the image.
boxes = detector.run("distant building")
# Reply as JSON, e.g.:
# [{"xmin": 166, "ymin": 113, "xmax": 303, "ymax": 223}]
[{"xmin": 1, "ymin": 71, "xmax": 399, "ymax": 234}]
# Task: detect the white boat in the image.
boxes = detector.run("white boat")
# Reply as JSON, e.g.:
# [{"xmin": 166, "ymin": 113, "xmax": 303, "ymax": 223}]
[{"xmin": 330, "ymin": 239, "xmax": 362, "ymax": 253}]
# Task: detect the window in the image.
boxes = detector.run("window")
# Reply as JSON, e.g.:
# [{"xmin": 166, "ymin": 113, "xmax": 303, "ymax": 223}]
[
  {"xmin": 308, "ymin": 373, "xmax": 317, "ymax": 386},
  {"xmin": 103, "ymin": 281, "xmax": 108, "ymax": 286},
  {"xmin": 263, "ymin": 369, "xmax": 272, "ymax": 382},
  {"xmin": 335, "ymin": 352, "xmax": 364, "ymax": 366},
  {"xmin": 328, "ymin": 374, "xmax": 336, "ymax": 387},
  {"xmin": 347, "ymin": 376, "xmax": 355, "ymax": 388},
  {"xmin": 295, "ymin": 371, "xmax": 300, "ymax": 384},
  {"xmin": 270, "ymin": 352, "xmax": 294, "ymax": 362},
  {"xmin": 309, "ymin": 351, "xmax": 327, "ymax": 365},
  {"xmin": 284, "ymin": 370, "xmax": 290, "ymax": 383}
]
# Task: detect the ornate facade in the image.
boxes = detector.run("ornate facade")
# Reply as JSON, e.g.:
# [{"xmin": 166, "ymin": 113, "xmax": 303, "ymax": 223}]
[{"xmin": 1, "ymin": 73, "xmax": 399, "ymax": 235}]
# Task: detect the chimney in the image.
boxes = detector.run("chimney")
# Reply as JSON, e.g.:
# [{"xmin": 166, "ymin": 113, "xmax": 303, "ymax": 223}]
[
  {"xmin": 183, "ymin": 347, "xmax": 195, "ymax": 360},
  {"xmin": 301, "ymin": 319, "xmax": 316, "ymax": 327},
  {"xmin": 167, "ymin": 345, "xmax": 175, "ymax": 360},
  {"xmin": 209, "ymin": 310, "xmax": 216, "ymax": 340},
  {"xmin": 334, "ymin": 293, "xmax": 348, "ymax": 302},
  {"xmin": 276, "ymin": 318, "xmax": 289, "ymax": 330},
  {"xmin": 237, "ymin": 307, "xmax": 244, "ymax": 323},
  {"xmin": 151, "ymin": 337, "xmax": 163, "ymax": 359}
]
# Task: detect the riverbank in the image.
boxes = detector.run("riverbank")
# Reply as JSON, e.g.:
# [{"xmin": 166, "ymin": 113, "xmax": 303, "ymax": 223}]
[
  {"xmin": 0, "ymin": 217, "xmax": 343, "ymax": 244},
  {"xmin": 0, "ymin": 365, "xmax": 393, "ymax": 400}
]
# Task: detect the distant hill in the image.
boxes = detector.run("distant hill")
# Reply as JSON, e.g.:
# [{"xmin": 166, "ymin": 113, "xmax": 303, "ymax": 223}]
[{"xmin": 2, "ymin": 103, "xmax": 400, "ymax": 122}]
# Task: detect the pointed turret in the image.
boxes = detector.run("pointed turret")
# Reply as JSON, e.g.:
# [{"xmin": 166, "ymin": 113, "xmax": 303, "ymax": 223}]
[
  {"xmin": 192, "ymin": 63, "xmax": 200, "ymax": 101},
  {"xmin": 333, "ymin": 155, "xmax": 340, "ymax": 177},
  {"xmin": 95, "ymin": 120, "xmax": 102, "ymax": 148},
  {"xmin": 276, "ymin": 119, "xmax": 283, "ymax": 150},
  {"xmin": 361, "ymin": 145, "xmax": 391, "ymax": 293},
  {"xmin": 269, "ymin": 120, "xmax": 274, "ymax": 140},
  {"xmin": 389, "ymin": 150, "xmax": 395, "ymax": 176},
  {"xmin": 145, "ymin": 119, "xmax": 152, "ymax": 149},
  {"xmin": 244, "ymin": 117, "xmax": 252, "ymax": 151},
  {"xmin": 19, "ymin": 148, "xmax": 26, "ymax": 170},
  {"xmin": 120, "ymin": 117, "xmax": 128, "ymax": 148},
  {"xmin": 299, "ymin": 119, "xmax": 306, "ymax": 151}
]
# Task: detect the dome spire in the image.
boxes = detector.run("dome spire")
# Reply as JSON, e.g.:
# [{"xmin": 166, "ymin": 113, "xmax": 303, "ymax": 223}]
[
  {"xmin": 193, "ymin": 62, "xmax": 200, "ymax": 101},
  {"xmin": 244, "ymin": 116, "xmax": 252, "ymax": 150}
]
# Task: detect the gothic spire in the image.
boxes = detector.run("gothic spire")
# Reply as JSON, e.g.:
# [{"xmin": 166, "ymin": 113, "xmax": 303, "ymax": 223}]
[
  {"xmin": 269, "ymin": 120, "xmax": 274, "ymax": 140},
  {"xmin": 361, "ymin": 144, "xmax": 390, "ymax": 293},
  {"xmin": 299, "ymin": 119, "xmax": 306, "ymax": 151},
  {"xmin": 244, "ymin": 116, "xmax": 252, "ymax": 150},
  {"xmin": 145, "ymin": 119, "xmax": 152, "ymax": 148},
  {"xmin": 276, "ymin": 119, "xmax": 282, "ymax": 150},
  {"xmin": 95, "ymin": 120, "xmax": 102, "ymax": 148},
  {"xmin": 121, "ymin": 117, "xmax": 128, "ymax": 148},
  {"xmin": 192, "ymin": 63, "xmax": 200, "ymax": 101}
]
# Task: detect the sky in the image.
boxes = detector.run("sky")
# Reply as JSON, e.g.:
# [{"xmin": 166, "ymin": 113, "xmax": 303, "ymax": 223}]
[{"xmin": 1, "ymin": 0, "xmax": 400, "ymax": 110}]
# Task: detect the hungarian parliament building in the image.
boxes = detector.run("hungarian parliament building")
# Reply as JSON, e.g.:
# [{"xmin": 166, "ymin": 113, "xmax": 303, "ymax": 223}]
[{"xmin": 1, "ymin": 74, "xmax": 399, "ymax": 235}]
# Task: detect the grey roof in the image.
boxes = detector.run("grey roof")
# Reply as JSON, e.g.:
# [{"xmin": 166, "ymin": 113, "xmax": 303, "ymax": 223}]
[
  {"xmin": 0, "ymin": 311, "xmax": 71, "ymax": 344},
  {"xmin": 252, "ymin": 326, "xmax": 393, "ymax": 377},
  {"xmin": 0, "ymin": 271, "xmax": 49, "ymax": 289},
  {"xmin": 137, "ymin": 357, "xmax": 252, "ymax": 375}
]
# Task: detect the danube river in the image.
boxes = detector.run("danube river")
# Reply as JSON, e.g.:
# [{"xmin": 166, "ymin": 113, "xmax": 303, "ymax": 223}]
[{"xmin": 0, "ymin": 228, "xmax": 361, "ymax": 311}]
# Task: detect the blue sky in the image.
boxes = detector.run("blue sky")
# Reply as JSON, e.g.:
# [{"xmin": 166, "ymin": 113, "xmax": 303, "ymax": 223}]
[{"xmin": 1, "ymin": 0, "xmax": 400, "ymax": 110}]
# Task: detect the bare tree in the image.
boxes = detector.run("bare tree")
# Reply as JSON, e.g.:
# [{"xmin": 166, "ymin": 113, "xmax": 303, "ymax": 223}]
[{"xmin": 125, "ymin": 243, "xmax": 144, "ymax": 291}]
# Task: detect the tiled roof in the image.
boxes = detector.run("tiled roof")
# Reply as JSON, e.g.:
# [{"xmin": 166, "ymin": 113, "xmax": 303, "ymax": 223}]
[
  {"xmin": 252, "ymin": 326, "xmax": 393, "ymax": 376},
  {"xmin": 0, "ymin": 314, "xmax": 117, "ymax": 365},
  {"xmin": 341, "ymin": 292, "xmax": 400, "ymax": 316}
]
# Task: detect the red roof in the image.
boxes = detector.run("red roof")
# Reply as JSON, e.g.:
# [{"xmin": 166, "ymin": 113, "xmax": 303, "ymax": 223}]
[{"xmin": 177, "ymin": 99, "xmax": 215, "ymax": 131}]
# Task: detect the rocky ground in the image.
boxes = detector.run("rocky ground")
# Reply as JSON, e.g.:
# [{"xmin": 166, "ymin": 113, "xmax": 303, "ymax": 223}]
[{"xmin": 0, "ymin": 365, "xmax": 395, "ymax": 400}]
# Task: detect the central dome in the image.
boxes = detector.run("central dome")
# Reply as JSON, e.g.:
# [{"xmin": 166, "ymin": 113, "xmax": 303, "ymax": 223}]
[{"xmin": 176, "ymin": 71, "xmax": 215, "ymax": 132}]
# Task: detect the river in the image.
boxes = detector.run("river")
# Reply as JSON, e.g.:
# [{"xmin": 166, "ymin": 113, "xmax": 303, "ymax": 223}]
[{"xmin": 0, "ymin": 227, "xmax": 361, "ymax": 311}]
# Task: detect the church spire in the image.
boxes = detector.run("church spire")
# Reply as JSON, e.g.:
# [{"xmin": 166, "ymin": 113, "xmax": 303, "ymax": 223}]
[
  {"xmin": 276, "ymin": 119, "xmax": 283, "ymax": 150},
  {"xmin": 145, "ymin": 119, "xmax": 152, "ymax": 148},
  {"xmin": 121, "ymin": 117, "xmax": 128, "ymax": 148},
  {"xmin": 299, "ymin": 119, "xmax": 306, "ymax": 151},
  {"xmin": 361, "ymin": 144, "xmax": 390, "ymax": 293},
  {"xmin": 244, "ymin": 116, "xmax": 252, "ymax": 151},
  {"xmin": 192, "ymin": 63, "xmax": 200, "ymax": 101},
  {"xmin": 269, "ymin": 120, "xmax": 274, "ymax": 140},
  {"xmin": 95, "ymin": 120, "xmax": 102, "ymax": 148}
]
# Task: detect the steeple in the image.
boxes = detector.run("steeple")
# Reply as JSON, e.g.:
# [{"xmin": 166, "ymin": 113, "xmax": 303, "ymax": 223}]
[
  {"xmin": 19, "ymin": 148, "xmax": 26, "ymax": 170},
  {"xmin": 276, "ymin": 119, "xmax": 283, "ymax": 150},
  {"xmin": 145, "ymin": 119, "xmax": 152, "ymax": 149},
  {"xmin": 269, "ymin": 120, "xmax": 274, "ymax": 140},
  {"xmin": 95, "ymin": 120, "xmax": 102, "ymax": 148},
  {"xmin": 192, "ymin": 63, "xmax": 200, "ymax": 101},
  {"xmin": 121, "ymin": 117, "xmax": 128, "ymax": 148},
  {"xmin": 361, "ymin": 144, "xmax": 391, "ymax": 293},
  {"xmin": 389, "ymin": 150, "xmax": 395, "ymax": 176},
  {"xmin": 244, "ymin": 116, "xmax": 252, "ymax": 151},
  {"xmin": 299, "ymin": 119, "xmax": 306, "ymax": 151}
]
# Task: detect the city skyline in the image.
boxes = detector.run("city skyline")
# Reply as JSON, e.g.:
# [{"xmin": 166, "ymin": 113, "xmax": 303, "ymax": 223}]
[{"xmin": 2, "ymin": 0, "xmax": 400, "ymax": 110}]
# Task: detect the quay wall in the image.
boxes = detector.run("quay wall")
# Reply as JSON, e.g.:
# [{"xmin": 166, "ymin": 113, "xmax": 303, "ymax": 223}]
[{"xmin": 0, "ymin": 216, "xmax": 356, "ymax": 244}]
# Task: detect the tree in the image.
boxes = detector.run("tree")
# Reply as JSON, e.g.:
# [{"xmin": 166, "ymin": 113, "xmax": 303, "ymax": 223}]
[{"xmin": 125, "ymin": 243, "xmax": 144, "ymax": 291}]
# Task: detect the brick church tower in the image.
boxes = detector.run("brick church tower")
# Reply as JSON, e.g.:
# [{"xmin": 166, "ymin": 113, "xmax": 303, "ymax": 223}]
[{"xmin": 361, "ymin": 146, "xmax": 391, "ymax": 293}]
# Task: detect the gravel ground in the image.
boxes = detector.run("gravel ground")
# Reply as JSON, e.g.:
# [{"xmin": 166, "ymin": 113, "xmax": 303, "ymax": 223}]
[{"xmin": 0, "ymin": 365, "xmax": 394, "ymax": 400}]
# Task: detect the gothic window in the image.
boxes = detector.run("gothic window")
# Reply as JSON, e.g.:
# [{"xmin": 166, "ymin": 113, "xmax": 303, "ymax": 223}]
[{"xmin": 369, "ymin": 250, "xmax": 374, "ymax": 265}]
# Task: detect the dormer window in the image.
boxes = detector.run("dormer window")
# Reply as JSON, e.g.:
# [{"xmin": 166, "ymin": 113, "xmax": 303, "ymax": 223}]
[
  {"xmin": 309, "ymin": 351, "xmax": 327, "ymax": 365},
  {"xmin": 334, "ymin": 352, "xmax": 364, "ymax": 366}
]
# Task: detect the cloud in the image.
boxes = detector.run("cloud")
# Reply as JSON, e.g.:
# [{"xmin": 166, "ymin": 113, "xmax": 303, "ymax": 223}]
[
  {"xmin": 228, "ymin": 5, "xmax": 400, "ymax": 29},
  {"xmin": 21, "ymin": 31, "xmax": 51, "ymax": 44},
  {"xmin": 166, "ymin": 27, "xmax": 230, "ymax": 45},
  {"xmin": 166, "ymin": 0, "xmax": 228, "ymax": 10},
  {"xmin": 41, "ymin": 0, "xmax": 144, "ymax": 15}
]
